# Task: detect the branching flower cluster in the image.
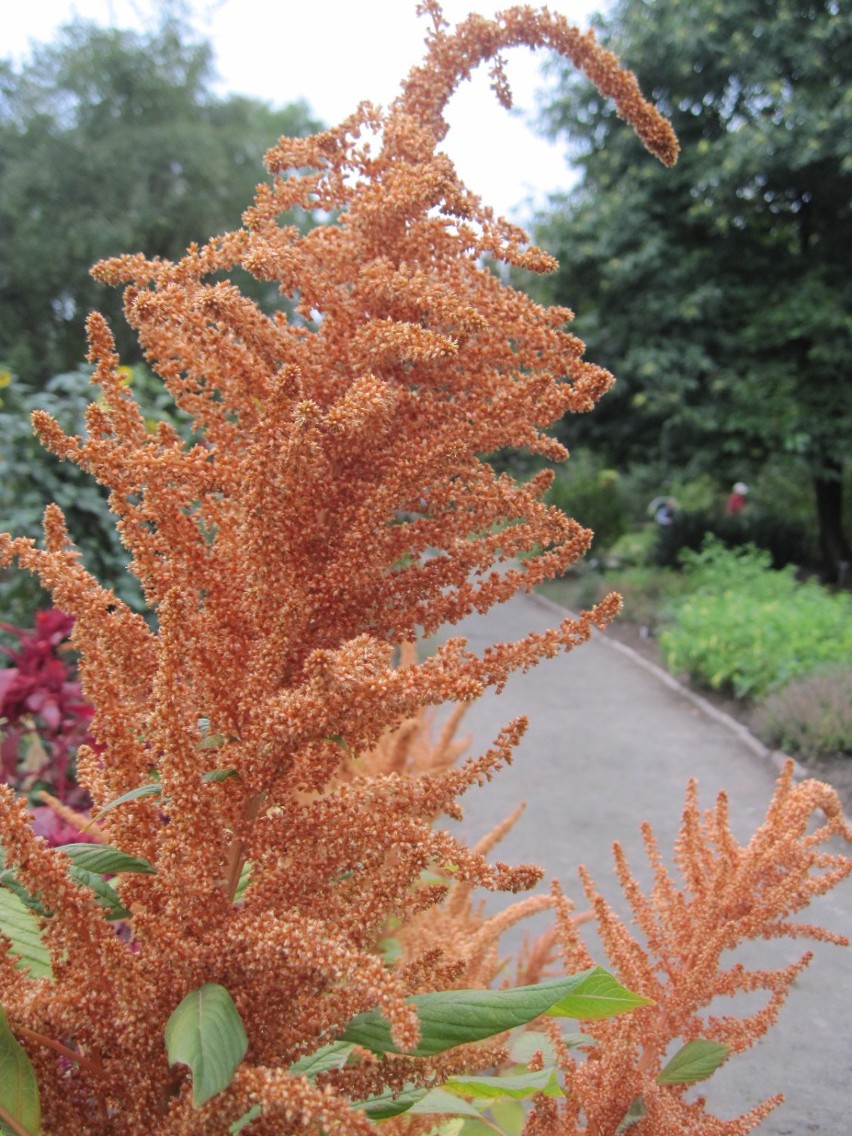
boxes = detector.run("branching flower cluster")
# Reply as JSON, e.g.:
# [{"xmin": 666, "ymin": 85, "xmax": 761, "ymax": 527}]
[{"xmin": 0, "ymin": 5, "xmax": 848, "ymax": 1135}]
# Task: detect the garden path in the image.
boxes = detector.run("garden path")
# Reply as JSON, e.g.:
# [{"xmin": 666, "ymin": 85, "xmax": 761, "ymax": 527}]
[{"xmin": 437, "ymin": 590, "xmax": 852, "ymax": 1135}]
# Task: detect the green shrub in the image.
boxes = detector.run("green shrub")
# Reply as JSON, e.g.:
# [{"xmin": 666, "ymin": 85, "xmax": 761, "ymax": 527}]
[
  {"xmin": 660, "ymin": 540, "xmax": 852, "ymax": 698},
  {"xmin": 754, "ymin": 668, "xmax": 852, "ymax": 760},
  {"xmin": 605, "ymin": 526, "xmax": 657, "ymax": 568},
  {"xmin": 654, "ymin": 507, "xmax": 814, "ymax": 571},
  {"xmin": 545, "ymin": 451, "xmax": 628, "ymax": 553},
  {"xmin": 609, "ymin": 565, "xmax": 690, "ymax": 627}
]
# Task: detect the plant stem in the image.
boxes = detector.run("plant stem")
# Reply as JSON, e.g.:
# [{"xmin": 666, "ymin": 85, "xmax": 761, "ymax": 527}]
[
  {"xmin": 223, "ymin": 791, "xmax": 266, "ymax": 904},
  {"xmin": 16, "ymin": 1024, "xmax": 101, "ymax": 1076}
]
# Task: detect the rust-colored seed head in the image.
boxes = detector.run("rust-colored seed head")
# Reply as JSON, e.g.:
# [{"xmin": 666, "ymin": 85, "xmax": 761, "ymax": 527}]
[{"xmin": 1, "ymin": 8, "xmax": 846, "ymax": 1136}]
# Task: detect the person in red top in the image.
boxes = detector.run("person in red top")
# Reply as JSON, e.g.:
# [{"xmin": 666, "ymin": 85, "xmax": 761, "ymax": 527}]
[{"xmin": 726, "ymin": 481, "xmax": 749, "ymax": 516}]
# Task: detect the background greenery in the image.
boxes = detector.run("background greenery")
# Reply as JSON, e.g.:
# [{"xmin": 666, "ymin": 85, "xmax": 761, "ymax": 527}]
[
  {"xmin": 528, "ymin": 0, "xmax": 852, "ymax": 581},
  {"xmin": 0, "ymin": 13, "xmax": 319, "ymax": 384}
]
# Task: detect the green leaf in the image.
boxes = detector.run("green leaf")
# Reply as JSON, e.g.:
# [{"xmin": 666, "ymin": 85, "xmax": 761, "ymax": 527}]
[
  {"xmin": 355, "ymin": 1086, "xmax": 481, "ymax": 1121},
  {"xmin": 426, "ymin": 1121, "xmax": 466, "ymax": 1136},
  {"xmin": 68, "ymin": 869, "xmax": 131, "ymax": 921},
  {"xmin": 489, "ymin": 1098, "xmax": 526, "ymax": 1136},
  {"xmin": 229, "ymin": 1104, "xmax": 261, "ymax": 1134},
  {"xmin": 0, "ymin": 889, "xmax": 52, "ymax": 979},
  {"xmin": 656, "ymin": 1039, "xmax": 730, "ymax": 1085},
  {"xmin": 201, "ymin": 768, "xmax": 238, "ymax": 781},
  {"xmin": 354, "ymin": 1085, "xmax": 430, "ymax": 1120},
  {"xmin": 0, "ymin": 1005, "xmax": 41, "ymax": 1135},
  {"xmin": 546, "ymin": 968, "xmax": 654, "ymax": 1021},
  {"xmin": 92, "ymin": 783, "xmax": 162, "ymax": 820},
  {"xmin": 0, "ymin": 873, "xmax": 50, "ymax": 918},
  {"xmin": 507, "ymin": 1029, "xmax": 555, "ymax": 1065},
  {"xmin": 409, "ymin": 1089, "xmax": 482, "ymax": 1117},
  {"xmin": 616, "ymin": 1096, "xmax": 647, "ymax": 1133},
  {"xmin": 429, "ymin": 1121, "xmax": 494, "ymax": 1136},
  {"xmin": 341, "ymin": 967, "xmax": 649, "ymax": 1057},
  {"xmin": 443, "ymin": 1068, "xmax": 563, "ymax": 1100},
  {"xmin": 378, "ymin": 937, "xmax": 402, "ymax": 965},
  {"xmin": 165, "ymin": 984, "xmax": 248, "ymax": 1107},
  {"xmin": 58, "ymin": 844, "xmax": 156, "ymax": 876},
  {"xmin": 289, "ymin": 1041, "xmax": 353, "ymax": 1078},
  {"xmin": 197, "ymin": 735, "xmax": 226, "ymax": 751},
  {"xmin": 233, "ymin": 861, "xmax": 252, "ymax": 904}
]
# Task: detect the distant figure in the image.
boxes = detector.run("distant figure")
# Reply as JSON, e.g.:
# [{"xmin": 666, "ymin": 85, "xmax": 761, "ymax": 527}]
[
  {"xmin": 654, "ymin": 496, "xmax": 678, "ymax": 527},
  {"xmin": 725, "ymin": 481, "xmax": 749, "ymax": 516}
]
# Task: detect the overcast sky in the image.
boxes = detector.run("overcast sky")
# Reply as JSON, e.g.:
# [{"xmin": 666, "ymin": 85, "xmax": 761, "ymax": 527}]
[{"xmin": 4, "ymin": 0, "xmax": 608, "ymax": 222}]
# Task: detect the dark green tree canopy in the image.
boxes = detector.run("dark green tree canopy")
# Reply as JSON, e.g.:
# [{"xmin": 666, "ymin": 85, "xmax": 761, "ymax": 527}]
[
  {"xmin": 534, "ymin": 0, "xmax": 851, "ymax": 574},
  {"xmin": 0, "ymin": 16, "xmax": 320, "ymax": 381}
]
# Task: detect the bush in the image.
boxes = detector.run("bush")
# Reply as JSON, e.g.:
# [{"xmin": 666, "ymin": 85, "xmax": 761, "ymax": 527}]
[
  {"xmin": 754, "ymin": 668, "xmax": 852, "ymax": 760},
  {"xmin": 660, "ymin": 540, "xmax": 852, "ymax": 698},
  {"xmin": 604, "ymin": 526, "xmax": 658, "ymax": 568},
  {"xmin": 654, "ymin": 507, "xmax": 814, "ymax": 571},
  {"xmin": 545, "ymin": 450, "xmax": 629, "ymax": 553}
]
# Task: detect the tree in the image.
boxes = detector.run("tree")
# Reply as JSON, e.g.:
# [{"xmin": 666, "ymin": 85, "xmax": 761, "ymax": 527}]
[
  {"xmin": 0, "ymin": 15, "xmax": 320, "ymax": 382},
  {"xmin": 533, "ymin": 0, "xmax": 852, "ymax": 578}
]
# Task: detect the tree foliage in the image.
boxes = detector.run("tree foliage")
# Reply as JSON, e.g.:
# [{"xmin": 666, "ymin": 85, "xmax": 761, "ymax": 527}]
[
  {"xmin": 0, "ymin": 15, "xmax": 320, "ymax": 382},
  {"xmin": 534, "ymin": 0, "xmax": 852, "ymax": 575}
]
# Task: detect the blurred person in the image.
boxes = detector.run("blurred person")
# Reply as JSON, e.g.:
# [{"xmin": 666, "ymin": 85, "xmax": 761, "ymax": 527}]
[{"xmin": 725, "ymin": 481, "xmax": 749, "ymax": 516}]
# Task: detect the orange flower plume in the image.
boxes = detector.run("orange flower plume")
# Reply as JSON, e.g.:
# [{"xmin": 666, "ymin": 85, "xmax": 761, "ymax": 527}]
[{"xmin": 0, "ymin": 6, "xmax": 847, "ymax": 1136}]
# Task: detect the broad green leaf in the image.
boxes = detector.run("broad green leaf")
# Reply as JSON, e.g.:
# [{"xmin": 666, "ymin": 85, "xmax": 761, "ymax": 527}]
[
  {"xmin": 289, "ymin": 1041, "xmax": 353, "ymax": 1078},
  {"xmin": 410, "ymin": 1089, "xmax": 482, "ymax": 1117},
  {"xmin": 443, "ymin": 1068, "xmax": 563, "ymax": 1100},
  {"xmin": 546, "ymin": 968, "xmax": 654, "ymax": 1021},
  {"xmin": 202, "ymin": 768, "xmax": 238, "ymax": 782},
  {"xmin": 229, "ymin": 1104, "xmax": 261, "ymax": 1134},
  {"xmin": 355, "ymin": 1086, "xmax": 481, "ymax": 1121},
  {"xmin": 425, "ymin": 1121, "xmax": 465, "ymax": 1136},
  {"xmin": 92, "ymin": 783, "xmax": 161, "ymax": 820},
  {"xmin": 354, "ymin": 1085, "xmax": 429, "ymax": 1120},
  {"xmin": 507, "ymin": 1029, "xmax": 556, "ymax": 1065},
  {"xmin": 341, "ymin": 967, "xmax": 648, "ymax": 1057},
  {"xmin": 656, "ymin": 1039, "xmax": 730, "ymax": 1085},
  {"xmin": 0, "ymin": 890, "xmax": 52, "ymax": 979},
  {"xmin": 0, "ymin": 1005, "xmax": 41, "ymax": 1135},
  {"xmin": 58, "ymin": 844, "xmax": 155, "ymax": 876},
  {"xmin": 616, "ymin": 1096, "xmax": 647, "ymax": 1132},
  {"xmin": 430, "ymin": 1122, "xmax": 496, "ymax": 1136},
  {"xmin": 489, "ymin": 1098, "xmax": 526, "ymax": 1136},
  {"xmin": 0, "ymin": 873, "xmax": 49, "ymax": 918},
  {"xmin": 165, "ymin": 983, "xmax": 248, "ymax": 1108},
  {"xmin": 68, "ymin": 869, "xmax": 131, "ymax": 921}
]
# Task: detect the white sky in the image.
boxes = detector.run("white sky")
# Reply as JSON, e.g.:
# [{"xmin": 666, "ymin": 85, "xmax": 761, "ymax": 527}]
[{"xmin": 3, "ymin": 0, "xmax": 608, "ymax": 223}]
